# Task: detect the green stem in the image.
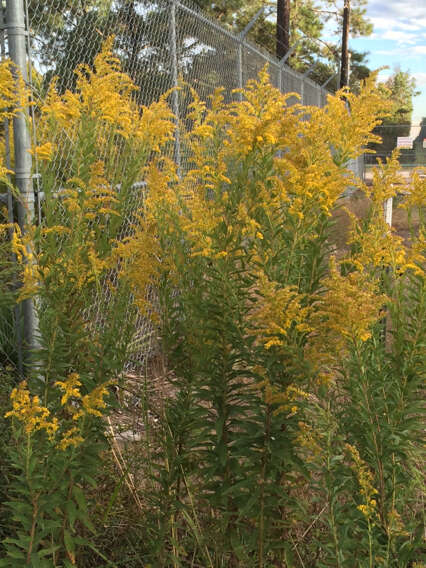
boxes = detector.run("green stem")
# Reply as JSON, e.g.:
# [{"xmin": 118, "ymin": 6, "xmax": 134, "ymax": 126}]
[{"xmin": 368, "ymin": 518, "xmax": 374, "ymax": 568}]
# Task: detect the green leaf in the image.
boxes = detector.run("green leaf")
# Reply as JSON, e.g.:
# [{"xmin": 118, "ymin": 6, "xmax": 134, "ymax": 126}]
[
  {"xmin": 30, "ymin": 553, "xmax": 40, "ymax": 568},
  {"xmin": 4, "ymin": 547, "xmax": 25, "ymax": 560},
  {"xmin": 38, "ymin": 545, "xmax": 60, "ymax": 558},
  {"xmin": 65, "ymin": 500, "xmax": 77, "ymax": 529},
  {"xmin": 72, "ymin": 485, "xmax": 87, "ymax": 513},
  {"xmin": 63, "ymin": 530, "xmax": 75, "ymax": 562}
]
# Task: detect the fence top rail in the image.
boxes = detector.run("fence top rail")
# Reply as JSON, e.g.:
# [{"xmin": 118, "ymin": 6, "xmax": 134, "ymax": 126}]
[
  {"xmin": 21, "ymin": 0, "xmax": 326, "ymax": 98},
  {"xmin": 176, "ymin": 0, "xmax": 238, "ymax": 42}
]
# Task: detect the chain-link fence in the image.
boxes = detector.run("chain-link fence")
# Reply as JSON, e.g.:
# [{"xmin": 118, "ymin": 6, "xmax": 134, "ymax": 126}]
[
  {"xmin": 0, "ymin": 0, "xmax": 361, "ymax": 371},
  {"xmin": 367, "ymin": 123, "xmax": 426, "ymax": 166},
  {"xmin": 363, "ymin": 122, "xmax": 426, "ymax": 186}
]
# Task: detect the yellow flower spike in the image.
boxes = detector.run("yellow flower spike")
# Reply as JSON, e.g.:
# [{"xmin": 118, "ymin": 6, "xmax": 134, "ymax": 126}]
[
  {"xmin": 30, "ymin": 142, "xmax": 54, "ymax": 162},
  {"xmin": 306, "ymin": 257, "xmax": 388, "ymax": 372},
  {"xmin": 81, "ymin": 383, "xmax": 109, "ymax": 417},
  {"xmin": 348, "ymin": 207, "xmax": 408, "ymax": 271},
  {"xmin": 345, "ymin": 444, "xmax": 379, "ymax": 520},
  {"xmin": 5, "ymin": 381, "xmax": 58, "ymax": 439},
  {"xmin": 296, "ymin": 421, "xmax": 323, "ymax": 462},
  {"xmin": 57, "ymin": 427, "xmax": 84, "ymax": 451},
  {"xmin": 37, "ymin": 38, "xmax": 174, "ymax": 159},
  {"xmin": 55, "ymin": 373, "xmax": 82, "ymax": 406},
  {"xmin": 401, "ymin": 167, "xmax": 426, "ymax": 211},
  {"xmin": 249, "ymin": 272, "xmax": 311, "ymax": 350}
]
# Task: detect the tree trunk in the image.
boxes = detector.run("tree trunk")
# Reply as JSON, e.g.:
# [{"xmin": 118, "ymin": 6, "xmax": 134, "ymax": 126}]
[
  {"xmin": 276, "ymin": 0, "xmax": 290, "ymax": 59},
  {"xmin": 340, "ymin": 0, "xmax": 350, "ymax": 88}
]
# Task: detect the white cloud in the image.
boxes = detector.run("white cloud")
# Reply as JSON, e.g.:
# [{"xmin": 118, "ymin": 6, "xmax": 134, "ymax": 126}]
[
  {"xmin": 370, "ymin": 17, "xmax": 422, "ymax": 32},
  {"xmin": 379, "ymin": 30, "xmax": 417, "ymax": 45},
  {"xmin": 367, "ymin": 0, "xmax": 426, "ymax": 21},
  {"xmin": 411, "ymin": 45, "xmax": 426, "ymax": 55},
  {"xmin": 413, "ymin": 72, "xmax": 426, "ymax": 87},
  {"xmin": 364, "ymin": 0, "xmax": 426, "ymax": 46},
  {"xmin": 376, "ymin": 44, "xmax": 426, "ymax": 58}
]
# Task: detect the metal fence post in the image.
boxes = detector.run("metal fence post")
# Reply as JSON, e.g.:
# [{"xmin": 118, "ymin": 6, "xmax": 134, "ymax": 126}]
[
  {"xmin": 170, "ymin": 0, "xmax": 181, "ymax": 173},
  {"xmin": 278, "ymin": 43, "xmax": 299, "ymax": 95},
  {"xmin": 237, "ymin": 40, "xmax": 243, "ymax": 100},
  {"xmin": 278, "ymin": 56, "xmax": 287, "ymax": 93},
  {"xmin": 301, "ymin": 62, "xmax": 317, "ymax": 106},
  {"xmin": 5, "ymin": 0, "xmax": 37, "ymax": 357},
  {"xmin": 1, "ymin": 2, "xmax": 24, "ymax": 375}
]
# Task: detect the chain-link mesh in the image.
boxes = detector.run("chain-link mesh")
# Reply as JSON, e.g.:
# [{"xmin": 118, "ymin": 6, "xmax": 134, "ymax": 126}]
[
  {"xmin": 303, "ymin": 77, "xmax": 320, "ymax": 107},
  {"xmin": 363, "ymin": 122, "xmax": 426, "ymax": 187},
  {"xmin": 1, "ymin": 0, "xmax": 335, "ymax": 370},
  {"xmin": 366, "ymin": 123, "xmax": 426, "ymax": 167}
]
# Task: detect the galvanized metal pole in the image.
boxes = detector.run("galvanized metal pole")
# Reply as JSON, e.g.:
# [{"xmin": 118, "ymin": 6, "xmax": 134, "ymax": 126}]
[
  {"xmin": 301, "ymin": 62, "xmax": 317, "ymax": 106},
  {"xmin": 237, "ymin": 40, "xmax": 243, "ymax": 100},
  {"xmin": 5, "ymin": 0, "xmax": 37, "ymax": 356},
  {"xmin": 1, "ymin": 2, "xmax": 24, "ymax": 375},
  {"xmin": 170, "ymin": 0, "xmax": 181, "ymax": 174}
]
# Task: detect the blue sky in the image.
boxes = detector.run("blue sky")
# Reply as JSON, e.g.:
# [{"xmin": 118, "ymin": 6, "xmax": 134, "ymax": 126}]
[{"xmin": 348, "ymin": 0, "xmax": 426, "ymax": 123}]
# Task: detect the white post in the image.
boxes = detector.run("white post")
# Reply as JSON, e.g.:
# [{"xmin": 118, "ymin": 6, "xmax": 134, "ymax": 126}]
[{"xmin": 384, "ymin": 197, "xmax": 393, "ymax": 228}]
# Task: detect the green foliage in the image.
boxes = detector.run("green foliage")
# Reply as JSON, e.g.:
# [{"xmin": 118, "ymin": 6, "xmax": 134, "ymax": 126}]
[
  {"xmin": 0, "ymin": 41, "xmax": 174, "ymax": 566},
  {"xmin": 0, "ymin": 42, "xmax": 424, "ymax": 568},
  {"xmin": 378, "ymin": 70, "xmax": 420, "ymax": 124}
]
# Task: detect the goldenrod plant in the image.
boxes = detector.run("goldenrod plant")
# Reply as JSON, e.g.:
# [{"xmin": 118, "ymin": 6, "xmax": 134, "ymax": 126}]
[
  {"xmin": 0, "ymin": 44, "xmax": 424, "ymax": 566},
  {"xmin": 298, "ymin": 155, "xmax": 425, "ymax": 567},
  {"xmin": 122, "ymin": 70, "xmax": 424, "ymax": 566},
  {"xmin": 0, "ymin": 41, "xmax": 174, "ymax": 566}
]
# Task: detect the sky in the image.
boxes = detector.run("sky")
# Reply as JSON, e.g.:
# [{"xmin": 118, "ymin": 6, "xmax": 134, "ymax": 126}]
[{"xmin": 349, "ymin": 0, "xmax": 426, "ymax": 123}]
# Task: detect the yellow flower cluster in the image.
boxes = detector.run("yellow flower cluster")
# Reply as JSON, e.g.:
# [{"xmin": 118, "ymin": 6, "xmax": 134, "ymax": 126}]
[
  {"xmin": 57, "ymin": 427, "xmax": 84, "ymax": 451},
  {"xmin": 364, "ymin": 150, "xmax": 402, "ymax": 205},
  {"xmin": 401, "ymin": 168, "xmax": 426, "ymax": 211},
  {"xmin": 307, "ymin": 258, "xmax": 388, "ymax": 372},
  {"xmin": 296, "ymin": 421, "xmax": 324, "ymax": 462},
  {"xmin": 348, "ymin": 210, "xmax": 407, "ymax": 272},
  {"xmin": 249, "ymin": 272, "xmax": 311, "ymax": 350},
  {"xmin": 0, "ymin": 60, "xmax": 15, "ymax": 178},
  {"xmin": 0, "ymin": 58, "xmax": 29, "ymax": 121},
  {"xmin": 318, "ymin": 73, "xmax": 389, "ymax": 165},
  {"xmin": 55, "ymin": 372, "xmax": 82, "ymax": 406},
  {"xmin": 22, "ymin": 40, "xmax": 176, "ymax": 324},
  {"xmin": 29, "ymin": 141, "xmax": 54, "ymax": 162},
  {"xmin": 9, "ymin": 224, "xmax": 40, "ymax": 301},
  {"xmin": 37, "ymin": 37, "xmax": 174, "ymax": 161},
  {"xmin": 261, "ymin": 381, "xmax": 309, "ymax": 416},
  {"xmin": 227, "ymin": 68, "xmax": 299, "ymax": 157},
  {"xmin": 345, "ymin": 443, "xmax": 378, "ymax": 520},
  {"xmin": 80, "ymin": 384, "xmax": 109, "ymax": 418},
  {"xmin": 55, "ymin": 373, "xmax": 109, "ymax": 418},
  {"xmin": 405, "ymin": 228, "xmax": 425, "ymax": 277},
  {"xmin": 5, "ymin": 381, "xmax": 58, "ymax": 439},
  {"xmin": 53, "ymin": 374, "xmax": 109, "ymax": 449},
  {"xmin": 5, "ymin": 374, "xmax": 111, "ymax": 450}
]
